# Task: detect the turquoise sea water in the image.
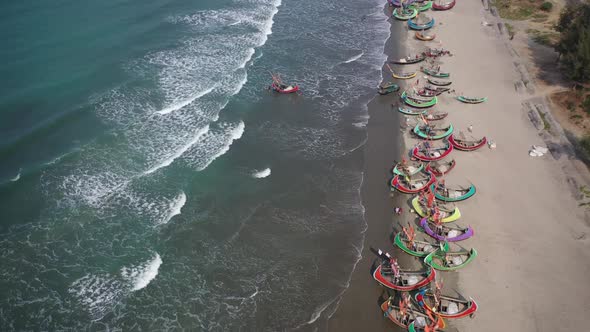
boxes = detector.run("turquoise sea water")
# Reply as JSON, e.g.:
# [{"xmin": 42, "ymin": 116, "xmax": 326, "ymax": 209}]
[{"xmin": 0, "ymin": 0, "xmax": 391, "ymax": 329}]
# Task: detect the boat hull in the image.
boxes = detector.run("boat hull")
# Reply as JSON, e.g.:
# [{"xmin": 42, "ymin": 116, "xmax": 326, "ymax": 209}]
[
  {"xmin": 431, "ymin": 183, "xmax": 476, "ymax": 202},
  {"xmin": 412, "ymin": 142, "xmax": 453, "ymax": 161},
  {"xmin": 408, "ymin": 18, "xmax": 435, "ymax": 30},
  {"xmin": 413, "ymin": 124, "xmax": 453, "ymax": 140},
  {"xmin": 420, "ymin": 218, "xmax": 474, "ymax": 242},
  {"xmin": 432, "ymin": 0, "xmax": 456, "ymax": 10},
  {"xmin": 425, "ymin": 159, "xmax": 456, "ymax": 176},
  {"xmin": 457, "ymin": 96, "xmax": 487, "ymax": 104},
  {"xmin": 424, "ymin": 248, "xmax": 478, "ymax": 271},
  {"xmin": 392, "ymin": 8, "xmax": 418, "ymax": 20},
  {"xmin": 427, "ymin": 78, "xmax": 452, "ymax": 86},
  {"xmin": 449, "ymin": 135, "xmax": 487, "ymax": 151},
  {"xmin": 411, "ymin": 196, "xmax": 461, "ymax": 223},
  {"xmin": 416, "ymin": 293, "xmax": 478, "ymax": 319},
  {"xmin": 398, "ymin": 107, "xmax": 428, "ymax": 116},
  {"xmin": 390, "ymin": 173, "xmax": 436, "ymax": 194},
  {"xmin": 372, "ymin": 264, "xmax": 436, "ymax": 291},
  {"xmin": 402, "ymin": 91, "xmax": 438, "ymax": 108},
  {"xmin": 393, "ymin": 162, "xmax": 424, "ymax": 176}
]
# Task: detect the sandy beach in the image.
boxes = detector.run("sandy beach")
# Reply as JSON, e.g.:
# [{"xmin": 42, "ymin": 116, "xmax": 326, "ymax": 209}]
[{"xmin": 329, "ymin": 1, "xmax": 590, "ymax": 331}]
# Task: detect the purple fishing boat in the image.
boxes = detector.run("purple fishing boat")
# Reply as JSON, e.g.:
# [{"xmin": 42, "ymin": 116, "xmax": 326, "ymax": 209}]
[
  {"xmin": 389, "ymin": 0, "xmax": 418, "ymax": 7},
  {"xmin": 419, "ymin": 218, "xmax": 474, "ymax": 242}
]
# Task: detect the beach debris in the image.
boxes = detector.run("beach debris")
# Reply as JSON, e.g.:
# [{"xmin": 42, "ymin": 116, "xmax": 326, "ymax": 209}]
[
  {"xmin": 487, "ymin": 140, "xmax": 496, "ymax": 149},
  {"xmin": 529, "ymin": 145, "xmax": 548, "ymax": 157},
  {"xmin": 395, "ymin": 207, "xmax": 403, "ymax": 215},
  {"xmin": 468, "ymin": 125, "xmax": 473, "ymax": 132},
  {"xmin": 481, "ymin": 21, "xmax": 492, "ymax": 26}
]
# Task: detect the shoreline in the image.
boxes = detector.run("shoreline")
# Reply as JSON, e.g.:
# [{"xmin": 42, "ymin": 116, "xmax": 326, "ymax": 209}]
[{"xmin": 328, "ymin": 1, "xmax": 590, "ymax": 331}]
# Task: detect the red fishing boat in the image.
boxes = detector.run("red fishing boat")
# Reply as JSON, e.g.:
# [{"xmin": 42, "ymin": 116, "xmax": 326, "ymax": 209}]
[
  {"xmin": 370, "ymin": 248, "xmax": 436, "ymax": 291},
  {"xmin": 270, "ymin": 73, "xmax": 299, "ymax": 94},
  {"xmin": 425, "ymin": 159, "xmax": 456, "ymax": 176},
  {"xmin": 391, "ymin": 172, "xmax": 436, "ymax": 194},
  {"xmin": 412, "ymin": 140, "xmax": 453, "ymax": 161},
  {"xmin": 449, "ymin": 134, "xmax": 487, "ymax": 151},
  {"xmin": 432, "ymin": 0, "xmax": 456, "ymax": 10},
  {"xmin": 415, "ymin": 281, "xmax": 478, "ymax": 319}
]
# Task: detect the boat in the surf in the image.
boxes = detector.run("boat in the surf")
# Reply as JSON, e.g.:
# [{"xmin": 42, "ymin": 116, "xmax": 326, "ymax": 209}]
[
  {"xmin": 408, "ymin": 16, "xmax": 435, "ymax": 30},
  {"xmin": 415, "ymin": 285, "xmax": 478, "ymax": 319},
  {"xmin": 392, "ymin": 71, "xmax": 418, "ymax": 79},
  {"xmin": 392, "ymin": 7, "xmax": 418, "ymax": 20},
  {"xmin": 457, "ymin": 96, "xmax": 487, "ymax": 104},
  {"xmin": 370, "ymin": 248, "xmax": 436, "ymax": 291},
  {"xmin": 432, "ymin": 0, "xmax": 456, "ymax": 10},
  {"xmin": 449, "ymin": 134, "xmax": 487, "ymax": 151},
  {"xmin": 412, "ymin": 140, "xmax": 453, "ymax": 161},
  {"xmin": 413, "ymin": 123, "xmax": 453, "ymax": 140},
  {"xmin": 378, "ymin": 82, "xmax": 400, "ymax": 95},
  {"xmin": 431, "ymin": 182, "xmax": 476, "ymax": 202},
  {"xmin": 427, "ymin": 78, "xmax": 452, "ymax": 86},
  {"xmin": 398, "ymin": 107, "xmax": 428, "ymax": 116},
  {"xmin": 391, "ymin": 54, "xmax": 426, "ymax": 65},
  {"xmin": 401, "ymin": 91, "xmax": 438, "ymax": 108},
  {"xmin": 393, "ymin": 160, "xmax": 424, "ymax": 176},
  {"xmin": 422, "ymin": 67, "xmax": 450, "ymax": 78},
  {"xmin": 270, "ymin": 73, "xmax": 299, "ymax": 94},
  {"xmin": 380, "ymin": 294, "xmax": 445, "ymax": 330},
  {"xmin": 424, "ymin": 111, "xmax": 448, "ymax": 121},
  {"xmin": 424, "ymin": 85, "xmax": 450, "ymax": 95},
  {"xmin": 394, "ymin": 225, "xmax": 450, "ymax": 257},
  {"xmin": 424, "ymin": 247, "xmax": 477, "ymax": 271},
  {"xmin": 409, "ymin": 1, "xmax": 433, "ymax": 12},
  {"xmin": 420, "ymin": 218, "xmax": 474, "ymax": 242},
  {"xmin": 425, "ymin": 159, "xmax": 456, "ymax": 176},
  {"xmin": 415, "ymin": 30, "xmax": 436, "ymax": 41},
  {"xmin": 391, "ymin": 172, "xmax": 436, "ymax": 194},
  {"xmin": 411, "ymin": 195, "xmax": 461, "ymax": 223}
]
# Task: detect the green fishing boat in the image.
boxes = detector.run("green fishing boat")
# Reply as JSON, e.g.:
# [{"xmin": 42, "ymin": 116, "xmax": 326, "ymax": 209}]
[
  {"xmin": 457, "ymin": 96, "xmax": 487, "ymax": 104},
  {"xmin": 378, "ymin": 82, "xmax": 400, "ymax": 95},
  {"xmin": 424, "ymin": 247, "xmax": 477, "ymax": 271},
  {"xmin": 393, "ymin": 161, "xmax": 424, "ymax": 176},
  {"xmin": 413, "ymin": 123, "xmax": 453, "ymax": 140},
  {"xmin": 431, "ymin": 183, "xmax": 476, "ymax": 202},
  {"xmin": 422, "ymin": 67, "xmax": 450, "ymax": 78},
  {"xmin": 392, "ymin": 8, "xmax": 418, "ymax": 20},
  {"xmin": 409, "ymin": 1, "xmax": 433, "ymax": 11},
  {"xmin": 398, "ymin": 107, "xmax": 427, "ymax": 116},
  {"xmin": 394, "ymin": 232, "xmax": 449, "ymax": 257},
  {"xmin": 401, "ymin": 91, "xmax": 438, "ymax": 108}
]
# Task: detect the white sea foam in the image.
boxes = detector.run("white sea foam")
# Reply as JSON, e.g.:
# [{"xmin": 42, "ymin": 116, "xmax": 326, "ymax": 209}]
[
  {"xmin": 155, "ymin": 85, "xmax": 218, "ymax": 115},
  {"xmin": 183, "ymin": 121, "xmax": 245, "ymax": 171},
  {"xmin": 69, "ymin": 274, "xmax": 125, "ymax": 320},
  {"xmin": 159, "ymin": 192, "xmax": 186, "ymax": 225},
  {"xmin": 343, "ymin": 51, "xmax": 364, "ymax": 64},
  {"xmin": 121, "ymin": 253, "xmax": 163, "ymax": 291},
  {"xmin": 10, "ymin": 168, "xmax": 21, "ymax": 182},
  {"xmin": 252, "ymin": 168, "xmax": 271, "ymax": 178}
]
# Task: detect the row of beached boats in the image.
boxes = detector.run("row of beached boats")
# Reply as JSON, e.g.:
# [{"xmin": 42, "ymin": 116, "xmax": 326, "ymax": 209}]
[{"xmin": 372, "ymin": 2, "xmax": 487, "ymax": 331}]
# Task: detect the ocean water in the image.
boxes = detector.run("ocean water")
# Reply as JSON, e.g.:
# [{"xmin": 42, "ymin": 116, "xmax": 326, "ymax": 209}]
[{"xmin": 0, "ymin": 0, "xmax": 391, "ymax": 330}]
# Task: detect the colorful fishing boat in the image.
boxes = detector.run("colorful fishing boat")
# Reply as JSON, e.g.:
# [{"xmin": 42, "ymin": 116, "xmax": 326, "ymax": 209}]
[
  {"xmin": 388, "ymin": 0, "xmax": 418, "ymax": 7},
  {"xmin": 270, "ymin": 73, "xmax": 299, "ymax": 94},
  {"xmin": 431, "ymin": 182, "xmax": 476, "ymax": 202},
  {"xmin": 394, "ymin": 230, "xmax": 450, "ymax": 257},
  {"xmin": 391, "ymin": 172, "xmax": 436, "ymax": 194},
  {"xmin": 381, "ymin": 295, "xmax": 445, "ymax": 330},
  {"xmin": 402, "ymin": 91, "xmax": 438, "ymax": 108},
  {"xmin": 392, "ymin": 7, "xmax": 418, "ymax": 20},
  {"xmin": 425, "ymin": 159, "xmax": 456, "ymax": 176},
  {"xmin": 408, "ymin": 320, "xmax": 447, "ymax": 332},
  {"xmin": 420, "ymin": 218, "xmax": 474, "ymax": 242},
  {"xmin": 411, "ymin": 195, "xmax": 461, "ymax": 223},
  {"xmin": 398, "ymin": 107, "xmax": 428, "ymax": 116},
  {"xmin": 371, "ymin": 249, "xmax": 437, "ymax": 291},
  {"xmin": 393, "ymin": 160, "xmax": 424, "ymax": 176},
  {"xmin": 424, "ymin": 111, "xmax": 448, "ymax": 121},
  {"xmin": 457, "ymin": 96, "xmax": 487, "ymax": 104},
  {"xmin": 422, "ymin": 67, "xmax": 450, "ymax": 78},
  {"xmin": 409, "ymin": 1, "xmax": 433, "ymax": 12},
  {"xmin": 416, "ymin": 288, "xmax": 478, "ymax": 319},
  {"xmin": 449, "ymin": 135, "xmax": 487, "ymax": 151},
  {"xmin": 432, "ymin": 0, "xmax": 456, "ymax": 10},
  {"xmin": 412, "ymin": 140, "xmax": 453, "ymax": 161},
  {"xmin": 378, "ymin": 82, "xmax": 400, "ymax": 95},
  {"xmin": 408, "ymin": 17, "xmax": 435, "ymax": 30},
  {"xmin": 417, "ymin": 89, "xmax": 437, "ymax": 97},
  {"xmin": 424, "ymin": 85, "xmax": 450, "ymax": 95},
  {"xmin": 391, "ymin": 54, "xmax": 426, "ymax": 64},
  {"xmin": 392, "ymin": 71, "xmax": 418, "ymax": 79},
  {"xmin": 424, "ymin": 247, "xmax": 478, "ymax": 271},
  {"xmin": 413, "ymin": 124, "xmax": 453, "ymax": 140},
  {"xmin": 427, "ymin": 78, "xmax": 452, "ymax": 86},
  {"xmin": 415, "ymin": 31, "xmax": 436, "ymax": 41}
]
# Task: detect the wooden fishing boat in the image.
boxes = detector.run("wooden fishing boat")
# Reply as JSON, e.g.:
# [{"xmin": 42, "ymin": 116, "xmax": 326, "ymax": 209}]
[
  {"xmin": 422, "ymin": 67, "xmax": 450, "ymax": 78},
  {"xmin": 424, "ymin": 85, "xmax": 450, "ymax": 95},
  {"xmin": 416, "ymin": 292, "xmax": 478, "ymax": 319},
  {"xmin": 391, "ymin": 54, "xmax": 426, "ymax": 64},
  {"xmin": 457, "ymin": 96, "xmax": 487, "ymax": 104},
  {"xmin": 391, "ymin": 172, "xmax": 436, "ymax": 194},
  {"xmin": 424, "ymin": 248, "xmax": 478, "ymax": 271},
  {"xmin": 425, "ymin": 159, "xmax": 456, "ymax": 176},
  {"xmin": 424, "ymin": 111, "xmax": 448, "ymax": 121},
  {"xmin": 389, "ymin": 0, "xmax": 418, "ymax": 7},
  {"xmin": 392, "ymin": 71, "xmax": 418, "ymax": 79},
  {"xmin": 408, "ymin": 320, "xmax": 447, "ymax": 332},
  {"xmin": 398, "ymin": 107, "xmax": 427, "ymax": 116},
  {"xmin": 427, "ymin": 78, "xmax": 452, "ymax": 86},
  {"xmin": 402, "ymin": 91, "xmax": 438, "ymax": 108},
  {"xmin": 392, "ymin": 8, "xmax": 418, "ymax": 21},
  {"xmin": 415, "ymin": 31, "xmax": 436, "ymax": 41},
  {"xmin": 408, "ymin": 17, "xmax": 435, "ymax": 30},
  {"xmin": 270, "ymin": 73, "xmax": 299, "ymax": 94},
  {"xmin": 420, "ymin": 218, "xmax": 474, "ymax": 242},
  {"xmin": 412, "ymin": 140, "xmax": 453, "ymax": 161},
  {"xmin": 381, "ymin": 298, "xmax": 445, "ymax": 330},
  {"xmin": 431, "ymin": 183, "xmax": 476, "ymax": 202},
  {"xmin": 393, "ymin": 160, "xmax": 424, "ymax": 176},
  {"xmin": 409, "ymin": 1, "xmax": 433, "ymax": 12},
  {"xmin": 408, "ymin": 93, "xmax": 436, "ymax": 102},
  {"xmin": 411, "ymin": 196, "xmax": 461, "ymax": 223},
  {"xmin": 378, "ymin": 82, "xmax": 400, "ymax": 95},
  {"xmin": 432, "ymin": 0, "xmax": 456, "ymax": 10},
  {"xmin": 449, "ymin": 134, "xmax": 487, "ymax": 151},
  {"xmin": 413, "ymin": 124, "xmax": 453, "ymax": 140},
  {"xmin": 372, "ymin": 261, "xmax": 436, "ymax": 291},
  {"xmin": 394, "ymin": 232, "xmax": 449, "ymax": 257},
  {"xmin": 417, "ymin": 89, "xmax": 437, "ymax": 97}
]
